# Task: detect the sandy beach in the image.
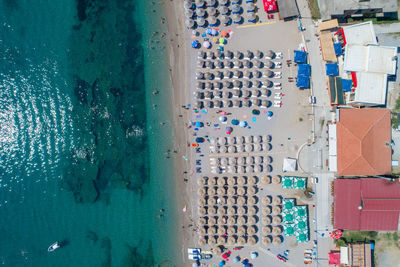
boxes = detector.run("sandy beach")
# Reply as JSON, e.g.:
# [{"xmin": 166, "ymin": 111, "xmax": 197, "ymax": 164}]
[{"xmin": 163, "ymin": 1, "xmax": 317, "ymax": 266}]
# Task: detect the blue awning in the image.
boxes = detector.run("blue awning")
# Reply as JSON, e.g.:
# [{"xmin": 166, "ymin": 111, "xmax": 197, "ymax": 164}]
[
  {"xmin": 298, "ymin": 64, "xmax": 311, "ymax": 77},
  {"xmin": 333, "ymin": 43, "xmax": 343, "ymax": 55},
  {"xmin": 326, "ymin": 63, "xmax": 339, "ymax": 76},
  {"xmin": 297, "ymin": 75, "xmax": 310, "ymax": 88},
  {"xmin": 342, "ymin": 79, "xmax": 352, "ymax": 92},
  {"xmin": 294, "ymin": 50, "xmax": 307, "ymax": 63}
]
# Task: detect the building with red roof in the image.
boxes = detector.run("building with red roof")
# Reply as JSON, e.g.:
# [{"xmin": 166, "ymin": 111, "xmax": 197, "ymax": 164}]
[
  {"xmin": 337, "ymin": 108, "xmax": 392, "ymax": 176},
  {"xmin": 334, "ymin": 178, "xmax": 400, "ymax": 231}
]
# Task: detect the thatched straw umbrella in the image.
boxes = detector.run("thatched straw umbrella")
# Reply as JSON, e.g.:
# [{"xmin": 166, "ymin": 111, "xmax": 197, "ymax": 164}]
[
  {"xmin": 248, "ymin": 216, "xmax": 257, "ymax": 225},
  {"xmin": 237, "ymin": 206, "xmax": 246, "ymax": 216},
  {"xmin": 208, "ymin": 236, "xmax": 217, "ymax": 246},
  {"xmin": 237, "ymin": 187, "xmax": 245, "ymax": 196},
  {"xmin": 266, "ymin": 156, "xmax": 273, "ymax": 163},
  {"xmin": 247, "ymin": 186, "xmax": 257, "ymax": 195},
  {"xmin": 227, "ymin": 198, "xmax": 236, "ymax": 206},
  {"xmin": 227, "ymin": 177, "xmax": 235, "ymax": 186},
  {"xmin": 272, "ymin": 206, "xmax": 282, "ymax": 215},
  {"xmin": 237, "ymin": 236, "xmax": 246, "ymax": 246},
  {"xmin": 272, "ymin": 235, "xmax": 283, "ymax": 245},
  {"xmin": 272, "ymin": 196, "xmax": 282, "ymax": 205},
  {"xmin": 261, "ymin": 175, "xmax": 271, "ymax": 185},
  {"xmin": 217, "ymin": 216, "xmax": 226, "ymax": 225},
  {"xmin": 227, "ymin": 227, "xmax": 236, "ymax": 236},
  {"xmin": 227, "ymin": 206, "xmax": 236, "ymax": 215},
  {"xmin": 262, "ymin": 236, "xmax": 272, "ymax": 245},
  {"xmin": 237, "ymin": 216, "xmax": 246, "ymax": 225},
  {"xmin": 217, "ymin": 177, "xmax": 226, "ymax": 186},
  {"xmin": 237, "ymin": 176, "xmax": 246, "ymax": 185},
  {"xmin": 227, "ymin": 187, "xmax": 235, "ymax": 196},
  {"xmin": 198, "ymin": 176, "xmax": 207, "ymax": 186},
  {"xmin": 198, "ymin": 188, "xmax": 206, "ymax": 196},
  {"xmin": 262, "ymin": 226, "xmax": 272, "ymax": 235},
  {"xmin": 207, "ymin": 187, "xmax": 216, "ymax": 196},
  {"xmin": 272, "ymin": 216, "xmax": 282, "ymax": 225},
  {"xmin": 247, "ymin": 196, "xmax": 257, "ymax": 205},
  {"xmin": 237, "ymin": 196, "xmax": 246, "ymax": 206},
  {"xmin": 198, "ymin": 207, "xmax": 207, "ymax": 216},
  {"xmin": 218, "ymin": 226, "xmax": 227, "ymax": 235},
  {"xmin": 262, "ymin": 206, "xmax": 272, "ymax": 215},
  {"xmin": 198, "ymin": 236, "xmax": 207, "ymax": 246},
  {"xmin": 208, "ymin": 177, "xmax": 217, "ymax": 186},
  {"xmin": 262, "ymin": 196, "xmax": 271, "ymax": 205},
  {"xmin": 217, "ymin": 206, "xmax": 226, "ymax": 215},
  {"xmin": 217, "ymin": 236, "xmax": 226, "ymax": 245},
  {"xmin": 208, "ymin": 216, "xmax": 217, "ymax": 226},
  {"xmin": 247, "ymin": 236, "xmax": 257, "ymax": 245},
  {"xmin": 198, "ymin": 197, "xmax": 206, "ymax": 206},
  {"xmin": 272, "ymin": 226, "xmax": 282, "ymax": 235},
  {"xmin": 227, "ymin": 216, "xmax": 236, "ymax": 225},
  {"xmin": 207, "ymin": 197, "xmax": 217, "ymax": 206},
  {"xmin": 217, "ymin": 187, "xmax": 226, "ymax": 196},
  {"xmin": 208, "ymin": 206, "xmax": 217, "ymax": 215},
  {"xmin": 262, "ymin": 216, "xmax": 272, "ymax": 225},
  {"xmin": 237, "ymin": 226, "xmax": 246, "ymax": 236},
  {"xmin": 265, "ymin": 164, "xmax": 273, "ymax": 172},
  {"xmin": 247, "ymin": 206, "xmax": 257, "ymax": 216},
  {"xmin": 208, "ymin": 226, "xmax": 217, "ymax": 235},
  {"xmin": 272, "ymin": 175, "xmax": 281, "ymax": 184},
  {"xmin": 198, "ymin": 227, "xmax": 207, "ymax": 235},
  {"xmin": 227, "ymin": 236, "xmax": 236, "ymax": 246},
  {"xmin": 247, "ymin": 225, "xmax": 257, "ymax": 235},
  {"xmin": 198, "ymin": 217, "xmax": 207, "ymax": 226}
]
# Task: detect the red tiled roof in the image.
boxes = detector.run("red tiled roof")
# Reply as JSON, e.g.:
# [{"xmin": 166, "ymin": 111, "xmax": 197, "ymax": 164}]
[
  {"xmin": 334, "ymin": 179, "xmax": 400, "ymax": 231},
  {"xmin": 337, "ymin": 109, "xmax": 391, "ymax": 176}
]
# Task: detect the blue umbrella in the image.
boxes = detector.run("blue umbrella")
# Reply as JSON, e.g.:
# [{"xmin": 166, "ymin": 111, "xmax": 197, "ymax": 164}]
[
  {"xmin": 192, "ymin": 41, "xmax": 199, "ymax": 48},
  {"xmin": 206, "ymin": 28, "xmax": 212, "ymax": 35},
  {"xmin": 231, "ymin": 119, "xmax": 239, "ymax": 125},
  {"xmin": 219, "ymin": 261, "xmax": 226, "ymax": 267},
  {"xmin": 195, "ymin": 122, "xmax": 204, "ymax": 127},
  {"xmin": 239, "ymin": 121, "xmax": 247, "ymax": 128},
  {"xmin": 267, "ymin": 110, "xmax": 273, "ymax": 117},
  {"xmin": 244, "ymin": 264, "xmax": 251, "ymax": 267},
  {"xmin": 195, "ymin": 137, "xmax": 205, "ymax": 143},
  {"xmin": 219, "ymin": 116, "xmax": 227, "ymax": 122},
  {"xmin": 251, "ymin": 252, "xmax": 258, "ymax": 259}
]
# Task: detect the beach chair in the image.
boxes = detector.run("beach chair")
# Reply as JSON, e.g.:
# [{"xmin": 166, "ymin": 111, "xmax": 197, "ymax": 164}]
[
  {"xmin": 273, "ymin": 82, "xmax": 281, "ymax": 86},
  {"xmin": 273, "ymin": 72, "xmax": 282, "ymax": 78},
  {"xmin": 274, "ymin": 62, "xmax": 282, "ymax": 68},
  {"xmin": 275, "ymin": 92, "xmax": 282, "ymax": 97},
  {"xmin": 274, "ymin": 96, "xmax": 282, "ymax": 100},
  {"xmin": 276, "ymin": 52, "xmax": 283, "ymax": 59},
  {"xmin": 274, "ymin": 100, "xmax": 282, "ymax": 107},
  {"xmin": 274, "ymin": 86, "xmax": 282, "ymax": 90}
]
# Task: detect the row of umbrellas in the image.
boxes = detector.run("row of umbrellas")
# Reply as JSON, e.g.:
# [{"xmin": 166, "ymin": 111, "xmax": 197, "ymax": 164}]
[
  {"xmin": 197, "ymin": 215, "xmax": 258, "ymax": 226},
  {"xmin": 212, "ymin": 135, "xmax": 272, "ymax": 145},
  {"xmin": 197, "ymin": 59, "xmax": 275, "ymax": 70},
  {"xmin": 261, "ymin": 175, "xmax": 282, "ymax": 185},
  {"xmin": 198, "ymin": 50, "xmax": 268, "ymax": 60},
  {"xmin": 194, "ymin": 99, "xmax": 271, "ymax": 109},
  {"xmin": 196, "ymin": 70, "xmax": 275, "ymax": 80},
  {"xmin": 197, "ymin": 195, "xmax": 258, "ymax": 205},
  {"xmin": 261, "ymin": 195, "xmax": 282, "ymax": 205},
  {"xmin": 194, "ymin": 89, "xmax": 271, "ymax": 99},
  {"xmin": 198, "ymin": 235, "xmax": 258, "ymax": 246},
  {"xmin": 198, "ymin": 205, "xmax": 259, "ymax": 216},
  {"xmin": 211, "ymin": 164, "xmax": 273, "ymax": 174},
  {"xmin": 261, "ymin": 205, "xmax": 282, "ymax": 216},
  {"xmin": 261, "ymin": 215, "xmax": 283, "ymax": 226},
  {"xmin": 198, "ymin": 225, "xmax": 259, "ymax": 236},
  {"xmin": 210, "ymin": 144, "xmax": 273, "ymax": 153},
  {"xmin": 196, "ymin": 81, "xmax": 273, "ymax": 91},
  {"xmin": 197, "ymin": 176, "xmax": 260, "ymax": 186},
  {"xmin": 210, "ymin": 156, "xmax": 272, "ymax": 166},
  {"xmin": 197, "ymin": 185, "xmax": 258, "ymax": 196}
]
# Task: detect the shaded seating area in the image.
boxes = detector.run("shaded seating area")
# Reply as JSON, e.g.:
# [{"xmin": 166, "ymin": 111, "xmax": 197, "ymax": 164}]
[
  {"xmin": 328, "ymin": 76, "xmax": 344, "ymax": 106},
  {"xmin": 326, "ymin": 63, "xmax": 339, "ymax": 76},
  {"xmin": 282, "ymin": 199, "xmax": 309, "ymax": 243},
  {"xmin": 281, "ymin": 176, "xmax": 307, "ymax": 190},
  {"xmin": 297, "ymin": 63, "xmax": 311, "ymax": 89},
  {"xmin": 293, "ymin": 50, "xmax": 307, "ymax": 64}
]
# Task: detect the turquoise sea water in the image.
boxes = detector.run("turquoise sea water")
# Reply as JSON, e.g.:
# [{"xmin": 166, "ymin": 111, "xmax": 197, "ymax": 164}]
[{"xmin": 0, "ymin": 0, "xmax": 179, "ymax": 266}]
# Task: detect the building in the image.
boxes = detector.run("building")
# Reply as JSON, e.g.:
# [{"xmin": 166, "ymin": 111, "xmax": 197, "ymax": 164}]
[
  {"xmin": 277, "ymin": 0, "xmax": 299, "ymax": 20},
  {"xmin": 335, "ymin": 108, "xmax": 392, "ymax": 176},
  {"xmin": 334, "ymin": 178, "xmax": 400, "ymax": 231},
  {"xmin": 318, "ymin": 0, "xmax": 398, "ymax": 22}
]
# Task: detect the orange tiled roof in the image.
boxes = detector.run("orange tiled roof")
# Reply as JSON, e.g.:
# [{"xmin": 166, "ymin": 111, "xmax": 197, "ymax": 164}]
[{"xmin": 337, "ymin": 109, "xmax": 391, "ymax": 176}]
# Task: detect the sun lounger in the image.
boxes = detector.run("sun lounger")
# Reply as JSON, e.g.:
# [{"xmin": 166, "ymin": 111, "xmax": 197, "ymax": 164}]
[
  {"xmin": 274, "ymin": 62, "xmax": 282, "ymax": 68},
  {"xmin": 275, "ymin": 92, "xmax": 282, "ymax": 96},
  {"xmin": 274, "ymin": 86, "xmax": 282, "ymax": 90},
  {"xmin": 273, "ymin": 82, "xmax": 281, "ymax": 86},
  {"xmin": 274, "ymin": 96, "xmax": 282, "ymax": 100},
  {"xmin": 274, "ymin": 100, "xmax": 281, "ymax": 107},
  {"xmin": 274, "ymin": 103, "xmax": 281, "ymax": 107},
  {"xmin": 276, "ymin": 52, "xmax": 283, "ymax": 59},
  {"xmin": 273, "ymin": 72, "xmax": 282, "ymax": 78}
]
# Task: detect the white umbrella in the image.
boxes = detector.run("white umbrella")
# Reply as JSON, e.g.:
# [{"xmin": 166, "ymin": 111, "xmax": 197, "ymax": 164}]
[
  {"xmin": 218, "ymin": 137, "xmax": 227, "ymax": 145},
  {"xmin": 237, "ymin": 176, "xmax": 246, "ymax": 185},
  {"xmin": 221, "ymin": 15, "xmax": 230, "ymax": 25},
  {"xmin": 265, "ymin": 60, "xmax": 274, "ymax": 68},
  {"xmin": 209, "ymin": 16, "xmax": 218, "ymax": 26},
  {"xmin": 208, "ymin": 7, "xmax": 217, "ymax": 16},
  {"xmin": 228, "ymin": 157, "xmax": 236, "ymax": 165},
  {"xmin": 228, "ymin": 146, "xmax": 236, "ymax": 153},
  {"xmin": 262, "ymin": 196, "xmax": 271, "ymax": 205},
  {"xmin": 225, "ymin": 50, "xmax": 234, "ymax": 59},
  {"xmin": 227, "ymin": 177, "xmax": 235, "ymax": 186},
  {"xmin": 197, "ymin": 8, "xmax": 207, "ymax": 17},
  {"xmin": 245, "ymin": 144, "xmax": 253, "ymax": 152},
  {"xmin": 208, "ymin": 197, "xmax": 216, "ymax": 206},
  {"xmin": 254, "ymin": 144, "xmax": 262, "ymax": 152},
  {"xmin": 237, "ymin": 157, "xmax": 245, "ymax": 165},
  {"xmin": 208, "ymin": 177, "xmax": 216, "ymax": 186},
  {"xmin": 227, "ymin": 136, "xmax": 236, "ymax": 144},
  {"xmin": 254, "ymin": 156, "xmax": 263, "ymax": 164},
  {"xmin": 219, "ymin": 5, "xmax": 229, "ymax": 15},
  {"xmin": 255, "ymin": 50, "xmax": 263, "ymax": 59},
  {"xmin": 185, "ymin": 19, "xmax": 195, "ymax": 28},
  {"xmin": 220, "ymin": 158, "xmax": 228, "ymax": 166},
  {"xmin": 245, "ymin": 136, "xmax": 252, "ymax": 143},
  {"xmin": 236, "ymin": 136, "xmax": 244, "ymax": 144},
  {"xmin": 236, "ymin": 166, "xmax": 244, "ymax": 174},
  {"xmin": 245, "ymin": 165, "xmax": 254, "ymax": 173},
  {"xmin": 236, "ymin": 145, "xmax": 244, "ymax": 153},
  {"xmin": 246, "ymin": 156, "xmax": 254, "ymax": 165},
  {"xmin": 254, "ymin": 165, "xmax": 262, "ymax": 173},
  {"xmin": 227, "ymin": 165, "xmax": 236, "ymax": 174}
]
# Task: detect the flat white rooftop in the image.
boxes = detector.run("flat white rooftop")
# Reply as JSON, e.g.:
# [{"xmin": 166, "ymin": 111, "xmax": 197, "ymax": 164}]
[
  {"xmin": 353, "ymin": 72, "xmax": 387, "ymax": 105},
  {"xmin": 342, "ymin": 21, "xmax": 377, "ymax": 46},
  {"xmin": 343, "ymin": 45, "xmax": 397, "ymax": 74}
]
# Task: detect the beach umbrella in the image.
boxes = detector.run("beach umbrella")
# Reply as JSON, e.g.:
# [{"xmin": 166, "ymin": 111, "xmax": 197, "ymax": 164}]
[
  {"xmin": 236, "ymin": 144, "xmax": 245, "ymax": 153},
  {"xmin": 244, "ymin": 70, "xmax": 252, "ymax": 79},
  {"xmin": 243, "ymin": 99, "xmax": 251, "ymax": 107},
  {"xmin": 197, "ymin": 51, "xmax": 206, "ymax": 60},
  {"xmin": 267, "ymin": 110, "xmax": 273, "ymax": 117},
  {"xmin": 219, "ymin": 145, "xmax": 227, "ymax": 153},
  {"xmin": 196, "ymin": 81, "xmax": 205, "ymax": 89},
  {"xmin": 218, "ymin": 37, "xmax": 225, "ymax": 44},
  {"xmin": 272, "ymin": 236, "xmax": 282, "ymax": 245},
  {"xmin": 265, "ymin": 60, "xmax": 274, "ymax": 68},
  {"xmin": 272, "ymin": 196, "xmax": 282, "ymax": 205},
  {"xmin": 208, "ymin": 236, "xmax": 217, "ymax": 246},
  {"xmin": 265, "ymin": 50, "xmax": 275, "ymax": 59},
  {"xmin": 217, "ymin": 236, "xmax": 226, "ymax": 245},
  {"xmin": 233, "ymin": 70, "xmax": 242, "ymax": 78},
  {"xmin": 198, "ymin": 237, "xmax": 207, "ymax": 246},
  {"xmin": 252, "ymin": 80, "xmax": 261, "ymax": 88},
  {"xmin": 234, "ymin": 51, "xmax": 242, "ymax": 59},
  {"xmin": 262, "ymin": 236, "xmax": 272, "ymax": 245},
  {"xmin": 272, "ymin": 206, "xmax": 282, "ymax": 215},
  {"xmin": 239, "ymin": 121, "xmax": 248, "ymax": 129},
  {"xmin": 184, "ymin": 1, "xmax": 193, "ymax": 10},
  {"xmin": 264, "ymin": 80, "xmax": 273, "ymax": 88},
  {"xmin": 220, "ymin": 0, "xmax": 229, "ymax": 5},
  {"xmin": 221, "ymin": 15, "xmax": 230, "ymax": 25},
  {"xmin": 232, "ymin": 89, "xmax": 241, "ymax": 98},
  {"xmin": 227, "ymin": 206, "xmax": 235, "ymax": 215},
  {"xmin": 236, "ymin": 187, "xmax": 245, "ymax": 196},
  {"xmin": 247, "ymin": 186, "xmax": 256, "ymax": 195},
  {"xmin": 217, "ymin": 206, "xmax": 226, "ymax": 215},
  {"xmin": 198, "ymin": 226, "xmax": 207, "ymax": 235},
  {"xmin": 198, "ymin": 177, "xmax": 207, "ymax": 186},
  {"xmin": 234, "ymin": 60, "xmax": 243, "ymax": 69},
  {"xmin": 185, "ymin": 9, "xmax": 194, "ymax": 18},
  {"xmin": 266, "ymin": 156, "xmax": 273, "ymax": 163},
  {"xmin": 219, "ymin": 116, "xmax": 227, "ymax": 123},
  {"xmin": 208, "ymin": 177, "xmax": 217, "ymax": 186},
  {"xmin": 265, "ymin": 164, "xmax": 272, "ymax": 172},
  {"xmin": 254, "ymin": 156, "xmax": 262, "ymax": 165},
  {"xmin": 245, "ymin": 50, "xmax": 253, "ymax": 59},
  {"xmin": 223, "ymin": 70, "xmax": 231, "ymax": 79},
  {"xmin": 196, "ymin": 0, "xmax": 205, "ymax": 6},
  {"xmin": 237, "ymin": 216, "xmax": 246, "ymax": 225},
  {"xmin": 209, "ymin": 16, "xmax": 218, "ymax": 26},
  {"xmin": 236, "ymin": 166, "xmax": 244, "ymax": 174},
  {"xmin": 206, "ymin": 60, "xmax": 214, "ymax": 69},
  {"xmin": 243, "ymin": 59, "xmax": 251, "ymax": 68},
  {"xmin": 218, "ymin": 137, "xmax": 227, "ymax": 145},
  {"xmin": 247, "ymin": 206, "xmax": 257, "ymax": 216},
  {"xmin": 204, "ymin": 91, "xmax": 213, "ymax": 99},
  {"xmin": 227, "ymin": 136, "xmax": 235, "ymax": 145},
  {"xmin": 254, "ymin": 165, "xmax": 262, "ymax": 173},
  {"xmin": 227, "ymin": 236, "xmax": 236, "ymax": 246},
  {"xmin": 261, "ymin": 100, "xmax": 270, "ymax": 108},
  {"xmin": 272, "ymin": 216, "xmax": 282, "ymax": 225},
  {"xmin": 198, "ymin": 217, "xmax": 207, "ymax": 226},
  {"xmin": 272, "ymin": 226, "xmax": 282, "ymax": 235},
  {"xmin": 255, "ymin": 50, "xmax": 263, "ymax": 59},
  {"xmin": 248, "ymin": 216, "xmax": 257, "ymax": 225},
  {"xmin": 247, "ymin": 12, "xmax": 256, "ymax": 21},
  {"xmin": 198, "ymin": 197, "xmax": 206, "ymax": 206},
  {"xmin": 227, "ymin": 146, "xmax": 236, "ymax": 153},
  {"xmin": 225, "ymin": 50, "xmax": 234, "ymax": 59},
  {"xmin": 235, "ymin": 157, "xmax": 244, "ymax": 166},
  {"xmin": 207, "ymin": 51, "xmax": 214, "ymax": 59},
  {"xmin": 237, "ymin": 196, "xmax": 246, "ymax": 205},
  {"xmin": 192, "ymin": 40, "xmax": 200, "ymax": 48},
  {"xmin": 208, "ymin": 206, "xmax": 217, "ymax": 215},
  {"xmin": 217, "ymin": 226, "xmax": 226, "ymax": 235},
  {"xmin": 207, "ymin": 187, "xmax": 216, "ymax": 196},
  {"xmin": 237, "ymin": 176, "xmax": 245, "ymax": 185},
  {"xmin": 253, "ymin": 70, "xmax": 262, "ymax": 78},
  {"xmin": 245, "ymin": 165, "xmax": 254, "ymax": 173},
  {"xmin": 203, "ymin": 40, "xmax": 211, "ymax": 48},
  {"xmin": 237, "ymin": 236, "xmax": 246, "ymax": 246},
  {"xmin": 254, "ymin": 144, "xmax": 262, "ymax": 152},
  {"xmin": 248, "ymin": 176, "xmax": 257, "ymax": 185},
  {"xmin": 225, "ymin": 60, "xmax": 233, "ymax": 69},
  {"xmin": 219, "ymin": 260, "xmax": 225, "ymax": 267},
  {"xmin": 244, "ymin": 144, "xmax": 252, "ymax": 152},
  {"xmin": 227, "ymin": 166, "xmax": 235, "ymax": 174},
  {"xmin": 262, "ymin": 206, "xmax": 272, "ymax": 215},
  {"xmin": 198, "ymin": 188, "xmax": 206, "ymax": 196},
  {"xmin": 194, "ymin": 101, "xmax": 203, "ymax": 109},
  {"xmin": 237, "ymin": 226, "xmax": 246, "ymax": 236},
  {"xmin": 223, "ymin": 81, "xmax": 232, "ymax": 89},
  {"xmin": 217, "ymin": 188, "xmax": 226, "ymax": 196},
  {"xmin": 227, "ymin": 216, "xmax": 236, "ymax": 225},
  {"xmin": 232, "ymin": 4, "xmax": 241, "ymax": 14},
  {"xmin": 247, "ymin": 236, "xmax": 257, "ymax": 245},
  {"xmin": 262, "ymin": 215, "xmax": 272, "ymax": 225},
  {"xmin": 235, "ymin": 136, "xmax": 243, "ymax": 145},
  {"xmin": 227, "ymin": 226, "xmax": 236, "ymax": 236},
  {"xmin": 243, "ymin": 80, "xmax": 251, "ymax": 88},
  {"xmin": 217, "ymin": 176, "xmax": 226, "ymax": 185},
  {"xmin": 215, "ymin": 61, "xmax": 224, "ymax": 69},
  {"xmin": 196, "ymin": 72, "xmax": 204, "ymax": 80},
  {"xmin": 208, "ymin": 197, "xmax": 216, "ymax": 206},
  {"xmin": 220, "ymin": 5, "xmax": 229, "ymax": 15},
  {"xmin": 254, "ymin": 60, "xmax": 263, "ymax": 68},
  {"xmin": 198, "ymin": 207, "xmax": 207, "ymax": 215},
  {"xmin": 222, "ymin": 91, "xmax": 230, "ymax": 99},
  {"xmin": 226, "ymin": 126, "xmax": 233, "ymax": 135},
  {"xmin": 228, "ymin": 157, "xmax": 236, "ymax": 165},
  {"xmin": 217, "ymin": 216, "xmax": 225, "ymax": 225},
  {"xmin": 214, "ymin": 91, "xmax": 222, "ymax": 99},
  {"xmin": 223, "ymin": 100, "xmax": 232, "ymax": 107},
  {"xmin": 263, "ymin": 70, "xmax": 273, "ymax": 78},
  {"xmin": 208, "ymin": 7, "xmax": 217, "ymax": 15},
  {"xmin": 244, "ymin": 136, "xmax": 252, "ymax": 143},
  {"xmin": 197, "ymin": 8, "xmax": 207, "ymax": 17},
  {"xmin": 262, "ymin": 226, "xmax": 272, "ymax": 235},
  {"xmin": 227, "ymin": 178, "xmax": 235, "ymax": 186},
  {"xmin": 243, "ymin": 89, "xmax": 251, "ymax": 97}
]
